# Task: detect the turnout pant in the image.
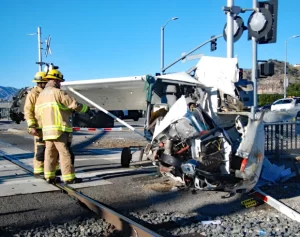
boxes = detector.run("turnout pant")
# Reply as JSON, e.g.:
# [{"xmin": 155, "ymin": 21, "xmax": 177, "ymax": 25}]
[
  {"xmin": 33, "ymin": 136, "xmax": 45, "ymax": 174},
  {"xmin": 67, "ymin": 133, "xmax": 75, "ymax": 165},
  {"xmin": 33, "ymin": 134, "xmax": 60, "ymax": 174},
  {"xmin": 44, "ymin": 132, "xmax": 75, "ymax": 181}
]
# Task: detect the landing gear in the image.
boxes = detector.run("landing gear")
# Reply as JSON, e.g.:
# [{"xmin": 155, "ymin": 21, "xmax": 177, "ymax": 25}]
[{"xmin": 121, "ymin": 147, "xmax": 132, "ymax": 167}]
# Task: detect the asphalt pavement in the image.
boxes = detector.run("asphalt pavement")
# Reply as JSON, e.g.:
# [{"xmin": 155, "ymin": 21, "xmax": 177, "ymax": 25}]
[{"xmin": 0, "ymin": 119, "xmax": 300, "ymax": 236}]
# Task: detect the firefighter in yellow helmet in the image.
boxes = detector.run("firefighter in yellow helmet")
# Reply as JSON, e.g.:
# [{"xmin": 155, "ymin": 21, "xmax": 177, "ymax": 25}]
[
  {"xmin": 24, "ymin": 71, "xmax": 49, "ymax": 176},
  {"xmin": 35, "ymin": 68, "xmax": 90, "ymax": 184}
]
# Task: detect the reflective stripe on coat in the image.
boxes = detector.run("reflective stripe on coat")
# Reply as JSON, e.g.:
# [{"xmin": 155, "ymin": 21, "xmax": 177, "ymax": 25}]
[
  {"xmin": 24, "ymin": 86, "xmax": 43, "ymax": 128},
  {"xmin": 35, "ymin": 85, "xmax": 88, "ymax": 140}
]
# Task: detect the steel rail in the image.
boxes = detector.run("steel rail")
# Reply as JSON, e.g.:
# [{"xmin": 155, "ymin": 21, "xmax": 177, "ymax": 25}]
[{"xmin": 0, "ymin": 150, "xmax": 162, "ymax": 237}]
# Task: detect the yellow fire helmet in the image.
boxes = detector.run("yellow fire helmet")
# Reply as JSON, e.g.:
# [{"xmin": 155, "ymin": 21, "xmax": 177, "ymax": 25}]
[
  {"xmin": 32, "ymin": 71, "xmax": 48, "ymax": 83},
  {"xmin": 44, "ymin": 69, "xmax": 65, "ymax": 82}
]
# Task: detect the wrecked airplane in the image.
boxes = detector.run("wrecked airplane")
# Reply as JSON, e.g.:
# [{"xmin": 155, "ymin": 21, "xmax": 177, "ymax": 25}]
[{"xmin": 58, "ymin": 55, "xmax": 265, "ymax": 195}]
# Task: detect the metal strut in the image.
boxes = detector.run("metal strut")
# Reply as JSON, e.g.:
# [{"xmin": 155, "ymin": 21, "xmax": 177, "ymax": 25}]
[
  {"xmin": 253, "ymin": 188, "xmax": 300, "ymax": 223},
  {"xmin": 68, "ymin": 87, "xmax": 145, "ymax": 138}
]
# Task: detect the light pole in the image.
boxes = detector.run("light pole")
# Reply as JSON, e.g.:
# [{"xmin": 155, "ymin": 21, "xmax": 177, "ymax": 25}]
[
  {"xmin": 284, "ymin": 35, "xmax": 300, "ymax": 98},
  {"xmin": 161, "ymin": 17, "xmax": 178, "ymax": 74}
]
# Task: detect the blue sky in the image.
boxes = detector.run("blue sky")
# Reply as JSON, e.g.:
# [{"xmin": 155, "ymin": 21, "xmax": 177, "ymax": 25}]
[{"xmin": 0, "ymin": 0, "xmax": 299, "ymax": 89}]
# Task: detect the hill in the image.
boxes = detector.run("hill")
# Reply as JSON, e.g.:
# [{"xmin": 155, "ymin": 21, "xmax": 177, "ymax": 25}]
[
  {"xmin": 0, "ymin": 86, "xmax": 19, "ymax": 101},
  {"xmin": 243, "ymin": 60, "xmax": 300, "ymax": 94},
  {"xmin": 0, "ymin": 60, "xmax": 298, "ymax": 100}
]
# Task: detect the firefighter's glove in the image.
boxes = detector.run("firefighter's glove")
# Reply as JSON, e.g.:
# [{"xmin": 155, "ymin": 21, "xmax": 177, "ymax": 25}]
[{"xmin": 29, "ymin": 128, "xmax": 39, "ymax": 136}]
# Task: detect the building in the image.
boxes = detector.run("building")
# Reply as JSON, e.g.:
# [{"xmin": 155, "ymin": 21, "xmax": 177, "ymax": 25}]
[{"xmin": 0, "ymin": 102, "xmax": 11, "ymax": 119}]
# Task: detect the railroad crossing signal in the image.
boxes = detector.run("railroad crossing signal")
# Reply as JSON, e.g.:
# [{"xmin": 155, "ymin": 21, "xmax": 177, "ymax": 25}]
[{"xmin": 248, "ymin": 0, "xmax": 278, "ymax": 44}]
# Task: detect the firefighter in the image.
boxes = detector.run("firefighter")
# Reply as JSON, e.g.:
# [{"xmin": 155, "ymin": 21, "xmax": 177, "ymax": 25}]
[
  {"xmin": 24, "ymin": 71, "xmax": 48, "ymax": 176},
  {"xmin": 35, "ymin": 68, "xmax": 90, "ymax": 184}
]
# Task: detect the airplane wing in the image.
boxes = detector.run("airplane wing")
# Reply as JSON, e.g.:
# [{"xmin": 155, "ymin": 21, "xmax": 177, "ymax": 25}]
[
  {"xmin": 61, "ymin": 76, "xmax": 147, "ymax": 110},
  {"xmin": 61, "ymin": 72, "xmax": 203, "ymax": 111}
]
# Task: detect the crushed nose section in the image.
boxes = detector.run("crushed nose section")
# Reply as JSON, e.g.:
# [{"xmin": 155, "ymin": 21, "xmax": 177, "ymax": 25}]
[
  {"xmin": 144, "ymin": 59, "xmax": 267, "ymax": 195},
  {"xmin": 234, "ymin": 118, "xmax": 265, "ymax": 191}
]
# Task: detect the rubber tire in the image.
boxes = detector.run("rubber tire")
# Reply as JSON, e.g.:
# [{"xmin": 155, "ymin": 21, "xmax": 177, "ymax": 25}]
[
  {"xmin": 133, "ymin": 116, "xmax": 139, "ymax": 121},
  {"xmin": 121, "ymin": 147, "xmax": 132, "ymax": 167},
  {"xmin": 119, "ymin": 111, "xmax": 124, "ymax": 120},
  {"xmin": 131, "ymin": 111, "xmax": 139, "ymax": 121}
]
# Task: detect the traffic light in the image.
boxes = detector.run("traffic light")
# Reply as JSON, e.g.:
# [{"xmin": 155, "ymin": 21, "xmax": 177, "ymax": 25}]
[
  {"xmin": 259, "ymin": 61, "xmax": 275, "ymax": 77},
  {"xmin": 239, "ymin": 68, "xmax": 244, "ymax": 80},
  {"xmin": 248, "ymin": 0, "xmax": 278, "ymax": 44},
  {"xmin": 210, "ymin": 36, "xmax": 217, "ymax": 52}
]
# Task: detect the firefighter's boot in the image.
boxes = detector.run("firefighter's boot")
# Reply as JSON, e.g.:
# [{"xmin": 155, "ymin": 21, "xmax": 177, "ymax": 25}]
[
  {"xmin": 64, "ymin": 177, "xmax": 82, "ymax": 184},
  {"xmin": 46, "ymin": 177, "xmax": 61, "ymax": 184}
]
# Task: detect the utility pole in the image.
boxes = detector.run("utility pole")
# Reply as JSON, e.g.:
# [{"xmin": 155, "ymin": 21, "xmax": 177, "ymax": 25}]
[
  {"xmin": 28, "ymin": 27, "xmax": 44, "ymax": 72},
  {"xmin": 37, "ymin": 27, "xmax": 42, "ymax": 72}
]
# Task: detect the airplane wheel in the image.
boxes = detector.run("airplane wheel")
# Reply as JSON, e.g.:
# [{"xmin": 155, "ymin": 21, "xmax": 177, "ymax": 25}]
[
  {"xmin": 121, "ymin": 147, "xmax": 132, "ymax": 167},
  {"xmin": 132, "ymin": 111, "xmax": 139, "ymax": 121}
]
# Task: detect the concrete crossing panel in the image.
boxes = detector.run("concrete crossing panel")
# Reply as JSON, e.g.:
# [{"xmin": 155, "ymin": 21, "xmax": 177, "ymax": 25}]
[
  {"xmin": 0, "ymin": 157, "xmax": 59, "ymax": 197},
  {"xmin": 0, "ymin": 141, "xmax": 145, "ymax": 196}
]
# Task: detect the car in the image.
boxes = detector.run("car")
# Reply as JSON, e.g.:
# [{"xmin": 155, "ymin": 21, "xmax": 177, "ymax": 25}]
[{"xmin": 271, "ymin": 97, "xmax": 300, "ymax": 111}]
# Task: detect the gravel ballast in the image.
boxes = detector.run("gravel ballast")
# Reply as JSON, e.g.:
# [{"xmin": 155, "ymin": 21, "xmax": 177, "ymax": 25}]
[
  {"xmin": 1, "ymin": 217, "xmax": 121, "ymax": 237},
  {"xmin": 2, "ymin": 177, "xmax": 300, "ymax": 237},
  {"xmin": 2, "ymin": 208, "xmax": 300, "ymax": 237}
]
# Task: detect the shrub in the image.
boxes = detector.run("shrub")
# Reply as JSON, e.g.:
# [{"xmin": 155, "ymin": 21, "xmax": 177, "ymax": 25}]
[
  {"xmin": 258, "ymin": 94, "xmax": 283, "ymax": 106},
  {"xmin": 287, "ymin": 83, "xmax": 300, "ymax": 97}
]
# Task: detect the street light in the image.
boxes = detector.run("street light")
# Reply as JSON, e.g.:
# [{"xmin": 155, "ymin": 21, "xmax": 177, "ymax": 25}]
[
  {"xmin": 284, "ymin": 35, "xmax": 300, "ymax": 98},
  {"xmin": 161, "ymin": 17, "xmax": 179, "ymax": 74}
]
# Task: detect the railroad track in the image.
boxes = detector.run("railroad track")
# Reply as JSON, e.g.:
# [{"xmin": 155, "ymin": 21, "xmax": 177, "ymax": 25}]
[
  {"xmin": 1, "ymin": 143, "xmax": 299, "ymax": 237},
  {"xmin": 0, "ymin": 151, "xmax": 163, "ymax": 237}
]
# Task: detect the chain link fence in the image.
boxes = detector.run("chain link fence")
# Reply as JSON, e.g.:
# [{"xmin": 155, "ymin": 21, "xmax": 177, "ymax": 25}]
[{"xmin": 265, "ymin": 122, "xmax": 300, "ymax": 159}]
